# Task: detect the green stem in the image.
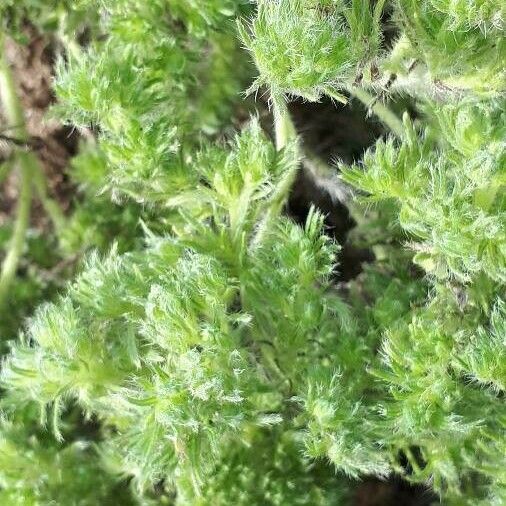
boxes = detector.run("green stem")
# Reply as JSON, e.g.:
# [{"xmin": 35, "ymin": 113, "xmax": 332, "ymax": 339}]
[
  {"xmin": 347, "ymin": 86, "xmax": 404, "ymax": 138},
  {"xmin": 57, "ymin": 11, "xmax": 83, "ymax": 61},
  {"xmin": 0, "ymin": 154, "xmax": 32, "ymax": 310},
  {"xmin": 0, "ymin": 158, "xmax": 14, "ymax": 186},
  {"xmin": 0, "ymin": 37, "xmax": 65, "ymax": 309},
  {"xmin": 385, "ymin": 34, "xmax": 414, "ymax": 72},
  {"xmin": 0, "ymin": 35, "xmax": 65, "ymax": 240},
  {"xmin": 32, "ymin": 164, "xmax": 66, "ymax": 233},
  {"xmin": 0, "ymin": 47, "xmax": 27, "ymax": 140},
  {"xmin": 0, "ymin": 37, "xmax": 34, "ymax": 309},
  {"xmin": 272, "ymin": 95, "xmax": 296, "ymax": 150},
  {"xmin": 251, "ymin": 96, "xmax": 298, "ymax": 249},
  {"xmin": 323, "ymin": 87, "xmax": 348, "ymax": 105}
]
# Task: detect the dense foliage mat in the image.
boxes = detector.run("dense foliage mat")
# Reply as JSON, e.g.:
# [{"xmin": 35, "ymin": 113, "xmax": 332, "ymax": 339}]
[{"xmin": 0, "ymin": 1, "xmax": 504, "ymax": 505}]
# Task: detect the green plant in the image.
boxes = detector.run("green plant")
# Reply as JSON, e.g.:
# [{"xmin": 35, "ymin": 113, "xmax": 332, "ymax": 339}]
[{"xmin": 0, "ymin": 1, "xmax": 504, "ymax": 504}]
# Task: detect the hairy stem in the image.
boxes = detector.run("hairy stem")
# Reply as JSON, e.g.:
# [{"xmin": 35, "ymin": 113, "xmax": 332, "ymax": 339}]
[
  {"xmin": 303, "ymin": 151, "xmax": 350, "ymax": 203},
  {"xmin": 57, "ymin": 11, "xmax": 84, "ymax": 61},
  {"xmin": 347, "ymin": 86, "xmax": 404, "ymax": 138},
  {"xmin": 272, "ymin": 95, "xmax": 296, "ymax": 150},
  {"xmin": 251, "ymin": 96, "xmax": 298, "ymax": 249}
]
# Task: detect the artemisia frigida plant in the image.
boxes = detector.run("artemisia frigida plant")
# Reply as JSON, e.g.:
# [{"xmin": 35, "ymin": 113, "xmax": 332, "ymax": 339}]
[{"xmin": 0, "ymin": 1, "xmax": 504, "ymax": 505}]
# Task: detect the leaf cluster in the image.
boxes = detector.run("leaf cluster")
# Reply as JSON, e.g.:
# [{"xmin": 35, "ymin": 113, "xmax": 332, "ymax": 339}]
[
  {"xmin": 240, "ymin": 0, "xmax": 385, "ymax": 100},
  {"xmin": 1, "ymin": 122, "xmax": 352, "ymax": 500},
  {"xmin": 54, "ymin": 0, "xmax": 252, "ymax": 204},
  {"xmin": 0, "ymin": 1, "xmax": 505, "ymax": 505},
  {"xmin": 342, "ymin": 100, "xmax": 506, "ymax": 283},
  {"xmin": 0, "ymin": 0, "xmax": 97, "ymax": 42},
  {"xmin": 394, "ymin": 0, "xmax": 506, "ymax": 93}
]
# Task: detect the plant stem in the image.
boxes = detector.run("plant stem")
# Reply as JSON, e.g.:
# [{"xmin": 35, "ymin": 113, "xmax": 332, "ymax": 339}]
[
  {"xmin": 57, "ymin": 11, "xmax": 83, "ymax": 61},
  {"xmin": 0, "ymin": 153, "xmax": 33, "ymax": 309},
  {"xmin": 272, "ymin": 95, "xmax": 296, "ymax": 150},
  {"xmin": 303, "ymin": 151, "xmax": 350, "ymax": 203},
  {"xmin": 347, "ymin": 86, "xmax": 404, "ymax": 138},
  {"xmin": 0, "ymin": 36, "xmax": 66, "ymax": 233},
  {"xmin": 0, "ymin": 37, "xmax": 66, "ymax": 309},
  {"xmin": 0, "ymin": 157, "xmax": 14, "ymax": 186},
  {"xmin": 0, "ymin": 37, "xmax": 65, "ymax": 309},
  {"xmin": 323, "ymin": 87, "xmax": 348, "ymax": 105},
  {"xmin": 0, "ymin": 37, "xmax": 34, "ymax": 309},
  {"xmin": 251, "ymin": 96, "xmax": 298, "ymax": 249},
  {"xmin": 32, "ymin": 164, "xmax": 66, "ymax": 233},
  {"xmin": 0, "ymin": 47, "xmax": 27, "ymax": 140}
]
